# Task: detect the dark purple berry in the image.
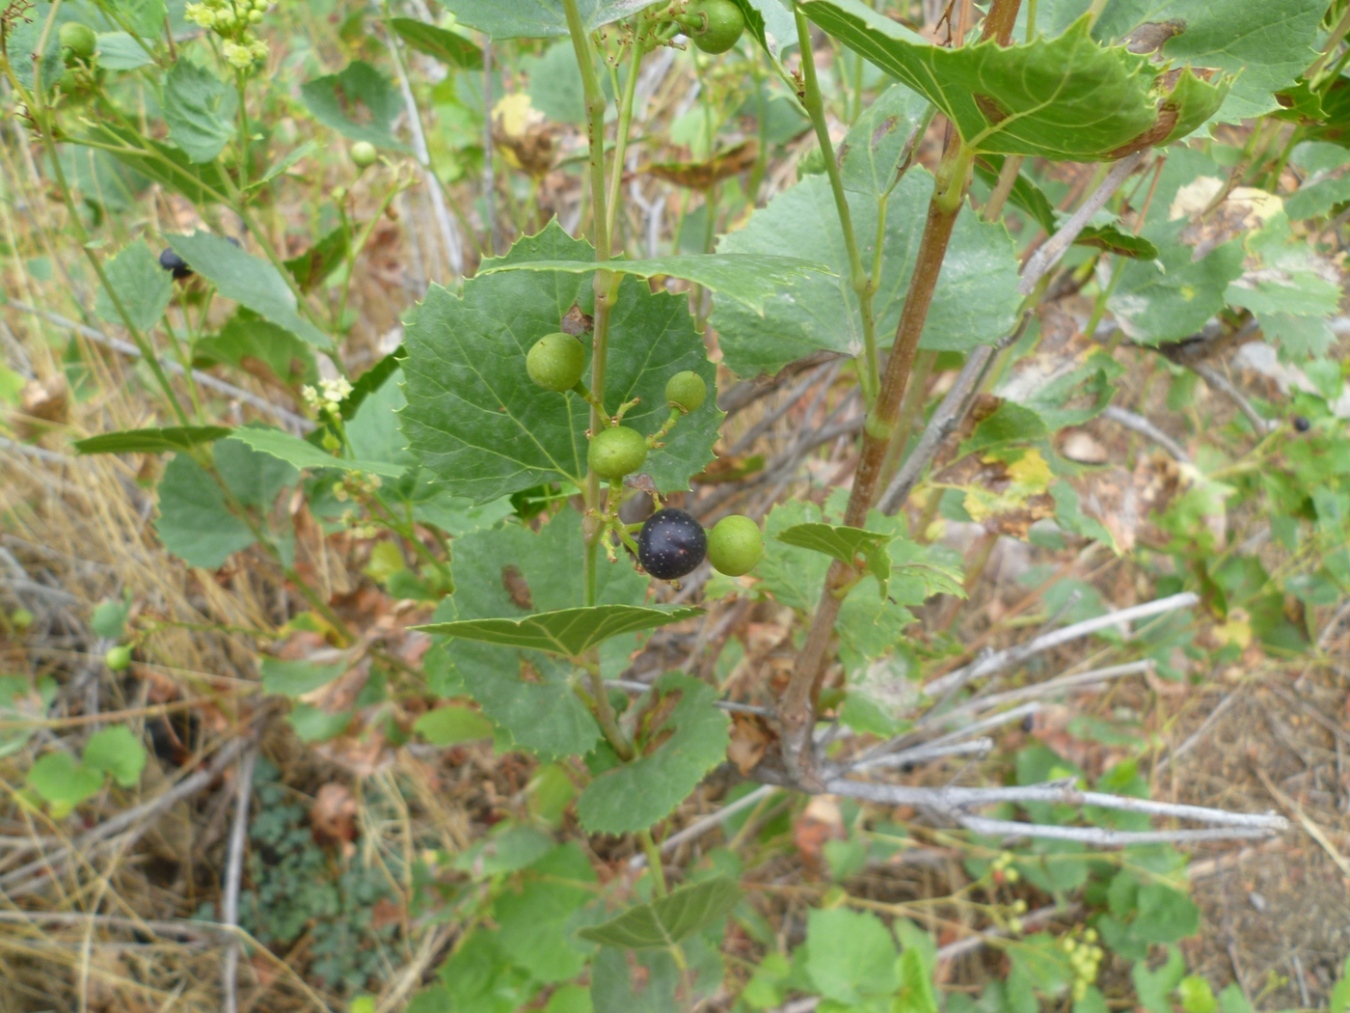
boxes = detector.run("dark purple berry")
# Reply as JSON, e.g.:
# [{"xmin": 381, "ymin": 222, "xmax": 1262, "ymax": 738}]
[
  {"xmin": 1292, "ymin": 415, "xmax": 1311, "ymax": 433},
  {"xmin": 159, "ymin": 247, "xmax": 192, "ymax": 279},
  {"xmin": 637, "ymin": 508, "xmax": 707, "ymax": 581}
]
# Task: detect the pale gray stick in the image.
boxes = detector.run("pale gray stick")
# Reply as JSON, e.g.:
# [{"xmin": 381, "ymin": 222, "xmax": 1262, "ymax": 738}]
[
  {"xmin": 629, "ymin": 784, "xmax": 781, "ymax": 870},
  {"xmin": 1190, "ymin": 362, "xmax": 1275, "ymax": 435},
  {"xmin": 848, "ymin": 737, "xmax": 993, "ymax": 773},
  {"xmin": 604, "ymin": 679, "xmax": 772, "ymax": 717},
  {"xmin": 222, "ymin": 749, "xmax": 257, "ymax": 1013},
  {"xmin": 385, "ymin": 26, "xmax": 463, "ymax": 276},
  {"xmin": 1019, "ymin": 151, "xmax": 1149, "ymax": 295},
  {"xmin": 928, "ymin": 660, "xmax": 1154, "ymax": 728},
  {"xmin": 3, "ymin": 300, "xmax": 313, "ymax": 433},
  {"xmin": 925, "ymin": 592, "xmax": 1199, "ymax": 698},
  {"xmin": 1102, "ymin": 405, "xmax": 1191, "ymax": 463}
]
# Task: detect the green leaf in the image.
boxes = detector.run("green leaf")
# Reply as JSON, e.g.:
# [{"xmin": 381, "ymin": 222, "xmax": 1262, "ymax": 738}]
[
  {"xmin": 804, "ymin": 908, "xmax": 898, "ymax": 1004},
  {"xmin": 95, "ymin": 240, "xmax": 173, "ymax": 332},
  {"xmin": 283, "ymin": 226, "xmax": 350, "ymax": 293},
  {"xmin": 113, "ymin": 0, "xmax": 167, "ymax": 37},
  {"xmin": 26, "ymin": 752, "xmax": 102, "ymax": 813},
  {"xmin": 895, "ymin": 946, "xmax": 939, "ymax": 1013},
  {"xmin": 777, "ymin": 522, "xmax": 892, "ymax": 597},
  {"xmin": 1132, "ymin": 945, "xmax": 1187, "ymax": 1013},
  {"xmin": 389, "ymin": 18, "xmax": 484, "ymax": 67},
  {"xmin": 1284, "ymin": 174, "xmax": 1350, "ymax": 220},
  {"xmin": 260, "ymin": 657, "xmax": 349, "ymax": 697},
  {"xmin": 1178, "ymin": 975, "xmax": 1218, "ymax": 1013},
  {"xmin": 1091, "ymin": 0, "xmax": 1325, "ymax": 124},
  {"xmin": 85, "ymin": 123, "xmax": 232, "ymax": 205},
  {"xmin": 974, "ymin": 156, "xmax": 1158, "ymax": 258},
  {"xmin": 1109, "ymin": 241, "xmax": 1246, "ymax": 345},
  {"xmin": 300, "ymin": 61, "xmax": 409, "ymax": 151},
  {"xmin": 800, "ymin": 3, "xmax": 1224, "ymax": 158},
  {"xmin": 713, "ymin": 165, "xmax": 1020, "ymax": 377},
  {"xmin": 576, "ymin": 674, "xmax": 731, "ymax": 834},
  {"xmin": 590, "ymin": 947, "xmax": 681, "ymax": 1013},
  {"xmin": 840, "ymin": 84, "xmax": 933, "ymax": 199},
  {"xmin": 195, "ymin": 312, "xmax": 317, "ymax": 387},
  {"xmin": 480, "ymin": 253, "xmax": 830, "ymax": 316},
  {"xmin": 401, "ymin": 222, "xmax": 721, "ymax": 503},
  {"xmin": 424, "ymin": 511, "xmax": 644, "ymax": 759},
  {"xmin": 439, "ymin": 0, "xmax": 657, "ymax": 39},
  {"xmin": 418, "ymin": 604, "xmax": 699, "ymax": 657},
  {"xmin": 75, "ymin": 425, "xmax": 232, "ymax": 455},
  {"xmin": 167, "ymin": 232, "xmax": 330, "ymax": 347},
  {"xmin": 731, "ymin": 0, "xmax": 800, "ymax": 68},
  {"xmin": 342, "ymin": 366, "xmax": 414, "ymax": 473},
  {"xmin": 580, "ymin": 876, "xmax": 739, "ymax": 950},
  {"xmin": 82, "ymin": 726, "xmax": 147, "ymax": 788},
  {"xmin": 90, "ymin": 599, "xmax": 130, "ymax": 639},
  {"xmin": 247, "ymin": 141, "xmax": 321, "ymax": 193},
  {"xmin": 228, "ymin": 426, "xmax": 407, "ymax": 479},
  {"xmin": 96, "ymin": 32, "xmax": 156, "ymax": 70},
  {"xmin": 163, "ymin": 60, "xmax": 238, "ymax": 164},
  {"xmin": 495, "ymin": 844, "xmax": 599, "ymax": 982},
  {"xmin": 414, "ymin": 706, "xmax": 494, "ymax": 745},
  {"xmin": 155, "ymin": 436, "xmax": 297, "ymax": 569}
]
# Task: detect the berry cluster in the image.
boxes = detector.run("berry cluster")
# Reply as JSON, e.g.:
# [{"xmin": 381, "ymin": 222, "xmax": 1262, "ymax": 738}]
[
  {"xmin": 523, "ymin": 331, "xmax": 762, "ymax": 583},
  {"xmin": 185, "ymin": 0, "xmax": 271, "ymax": 69},
  {"xmin": 56, "ymin": 22, "xmax": 103, "ymax": 96},
  {"xmin": 1060, "ymin": 927, "xmax": 1105, "ymax": 1002}
]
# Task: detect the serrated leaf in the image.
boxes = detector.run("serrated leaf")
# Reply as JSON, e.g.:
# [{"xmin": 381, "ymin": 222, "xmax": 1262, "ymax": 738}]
[
  {"xmin": 495, "ymin": 843, "xmax": 598, "ymax": 982},
  {"xmin": 167, "ymin": 232, "xmax": 330, "ymax": 347},
  {"xmin": 805, "ymin": 908, "xmax": 898, "ymax": 1003},
  {"xmin": 95, "ymin": 240, "xmax": 173, "ymax": 332},
  {"xmin": 229, "ymin": 426, "xmax": 407, "ymax": 479},
  {"xmin": 260, "ymin": 656, "xmax": 350, "ymax": 697},
  {"xmin": 82, "ymin": 726, "xmax": 146, "ymax": 789},
  {"xmin": 730, "ymin": 0, "xmax": 799, "ymax": 67},
  {"xmin": 75, "ymin": 425, "xmax": 232, "ymax": 455},
  {"xmin": 246, "ymin": 141, "xmax": 320, "ymax": 192},
  {"xmin": 85, "ymin": 124, "xmax": 232, "ymax": 205},
  {"xmin": 801, "ymin": 3, "xmax": 1224, "ymax": 158},
  {"xmin": 400, "ymin": 222, "xmax": 721, "ymax": 503},
  {"xmin": 418, "ymin": 604, "xmax": 700, "ymax": 657},
  {"xmin": 155, "ymin": 436, "xmax": 297, "ymax": 569},
  {"xmin": 439, "ymin": 0, "xmax": 656, "ymax": 39},
  {"xmin": 1109, "ymin": 241, "xmax": 1245, "ymax": 344},
  {"xmin": 389, "ymin": 18, "xmax": 483, "ymax": 68},
  {"xmin": 424, "ymin": 511, "xmax": 644, "ymax": 758},
  {"xmin": 579, "ymin": 876, "xmax": 740, "ymax": 949},
  {"xmin": 300, "ymin": 61, "xmax": 409, "ymax": 151},
  {"xmin": 164, "ymin": 60, "xmax": 238, "ymax": 164},
  {"xmin": 778, "ymin": 522, "xmax": 893, "ymax": 597},
  {"xmin": 480, "ymin": 253, "xmax": 832, "ymax": 316},
  {"xmin": 576, "ymin": 674, "xmax": 730, "ymax": 833},
  {"xmin": 1090, "ymin": 0, "xmax": 1325, "ymax": 124},
  {"xmin": 713, "ymin": 164, "xmax": 1020, "ymax": 377}
]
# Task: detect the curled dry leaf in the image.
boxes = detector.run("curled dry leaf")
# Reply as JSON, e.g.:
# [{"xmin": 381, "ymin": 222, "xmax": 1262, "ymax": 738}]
[
  {"xmin": 727, "ymin": 712, "xmax": 774, "ymax": 775},
  {"xmin": 310, "ymin": 782, "xmax": 359, "ymax": 845}
]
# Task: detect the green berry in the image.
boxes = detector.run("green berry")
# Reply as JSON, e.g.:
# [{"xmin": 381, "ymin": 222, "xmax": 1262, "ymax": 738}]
[
  {"xmin": 105, "ymin": 645, "xmax": 133, "ymax": 671},
  {"xmin": 350, "ymin": 140, "xmax": 378, "ymax": 168},
  {"xmin": 684, "ymin": 0, "xmax": 745, "ymax": 54},
  {"xmin": 527, "ymin": 332, "xmax": 587, "ymax": 393},
  {"xmin": 665, "ymin": 370, "xmax": 707, "ymax": 413},
  {"xmin": 588, "ymin": 425, "xmax": 647, "ymax": 480},
  {"xmin": 707, "ymin": 514, "xmax": 762, "ymax": 576},
  {"xmin": 59, "ymin": 22, "xmax": 97, "ymax": 60}
]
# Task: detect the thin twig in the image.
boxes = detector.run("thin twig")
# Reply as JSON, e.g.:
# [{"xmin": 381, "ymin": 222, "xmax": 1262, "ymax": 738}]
[
  {"xmin": 935, "ymin": 902, "xmax": 1074, "ymax": 963},
  {"xmin": 1101, "ymin": 405, "xmax": 1190, "ymax": 463},
  {"xmin": 1189, "ymin": 362, "xmax": 1275, "ymax": 435},
  {"xmin": 221, "ymin": 749, "xmax": 257, "ymax": 1013},
  {"xmin": 629, "ymin": 784, "xmax": 780, "ymax": 870},
  {"xmin": 847, "ymin": 737, "xmax": 993, "ymax": 773},
  {"xmin": 1019, "ymin": 151, "xmax": 1149, "ymax": 295},
  {"xmin": 878, "ymin": 315, "xmax": 1028, "ymax": 515},
  {"xmin": 926, "ymin": 660, "xmax": 1153, "ymax": 728},
  {"xmin": 3, "ymin": 300, "xmax": 313, "ymax": 433},
  {"xmin": 924, "ymin": 592, "xmax": 1199, "ymax": 698},
  {"xmin": 605, "ymin": 679, "xmax": 772, "ymax": 717},
  {"xmin": 385, "ymin": 24, "xmax": 464, "ymax": 276}
]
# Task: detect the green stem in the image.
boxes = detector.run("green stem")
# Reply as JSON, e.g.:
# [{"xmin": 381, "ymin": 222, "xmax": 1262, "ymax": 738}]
[
  {"xmin": 605, "ymin": 35, "xmax": 646, "ymax": 244},
  {"xmin": 794, "ymin": 7, "xmax": 878, "ymax": 404},
  {"xmin": 640, "ymin": 830, "xmax": 668, "ymax": 895}
]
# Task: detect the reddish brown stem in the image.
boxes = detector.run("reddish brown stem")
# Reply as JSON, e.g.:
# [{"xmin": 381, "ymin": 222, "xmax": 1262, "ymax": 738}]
[{"xmin": 775, "ymin": 0, "xmax": 1023, "ymax": 784}]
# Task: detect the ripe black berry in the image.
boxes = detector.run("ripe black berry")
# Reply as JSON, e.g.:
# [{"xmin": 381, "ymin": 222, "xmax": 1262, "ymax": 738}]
[
  {"xmin": 1292, "ymin": 415, "xmax": 1311, "ymax": 433},
  {"xmin": 159, "ymin": 247, "xmax": 192, "ymax": 279},
  {"xmin": 637, "ymin": 508, "xmax": 707, "ymax": 581}
]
